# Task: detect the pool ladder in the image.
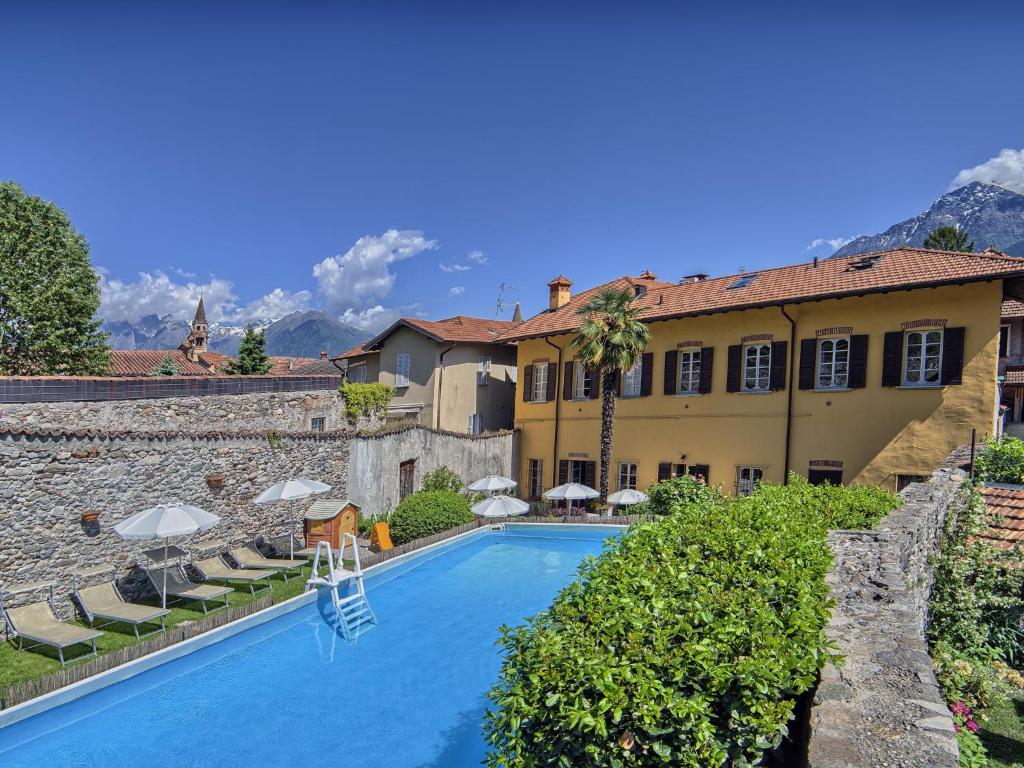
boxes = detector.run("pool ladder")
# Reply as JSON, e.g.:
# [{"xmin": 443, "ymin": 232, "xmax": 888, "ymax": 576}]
[{"xmin": 306, "ymin": 534, "xmax": 377, "ymax": 641}]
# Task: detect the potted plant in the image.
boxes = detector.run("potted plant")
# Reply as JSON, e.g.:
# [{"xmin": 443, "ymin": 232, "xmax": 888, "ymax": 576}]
[
  {"xmin": 206, "ymin": 472, "xmax": 226, "ymax": 489},
  {"xmin": 80, "ymin": 510, "xmax": 101, "ymax": 523}
]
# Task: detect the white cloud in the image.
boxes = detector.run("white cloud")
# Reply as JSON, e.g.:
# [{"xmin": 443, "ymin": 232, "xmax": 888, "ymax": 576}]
[
  {"xmin": 340, "ymin": 305, "xmax": 399, "ymax": 332},
  {"xmin": 99, "ymin": 271, "xmax": 239, "ymax": 323},
  {"xmin": 449, "ymin": 286, "xmax": 465, "ymax": 296},
  {"xmin": 238, "ymin": 287, "xmax": 312, "ymax": 321},
  {"xmin": 949, "ymin": 148, "xmax": 1024, "ymax": 194},
  {"xmin": 467, "ymin": 250, "xmax": 488, "ymax": 265},
  {"xmin": 439, "ymin": 263, "xmax": 470, "ymax": 273},
  {"xmin": 314, "ymin": 229, "xmax": 438, "ymax": 315},
  {"xmin": 806, "ymin": 237, "xmax": 854, "ymax": 252}
]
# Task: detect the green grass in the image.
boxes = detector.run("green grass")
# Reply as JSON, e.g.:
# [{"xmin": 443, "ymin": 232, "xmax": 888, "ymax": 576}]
[
  {"xmin": 980, "ymin": 691, "xmax": 1024, "ymax": 768},
  {"xmin": 0, "ymin": 565, "xmax": 317, "ymax": 692}
]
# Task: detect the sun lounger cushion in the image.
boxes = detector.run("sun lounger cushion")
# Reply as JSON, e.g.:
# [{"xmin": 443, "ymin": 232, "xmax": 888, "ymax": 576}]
[
  {"xmin": 146, "ymin": 567, "xmax": 232, "ymax": 600},
  {"xmin": 231, "ymin": 546, "xmax": 304, "ymax": 570},
  {"xmin": 6, "ymin": 602, "xmax": 102, "ymax": 648},
  {"xmin": 195, "ymin": 556, "xmax": 277, "ymax": 583},
  {"xmin": 77, "ymin": 583, "xmax": 169, "ymax": 624}
]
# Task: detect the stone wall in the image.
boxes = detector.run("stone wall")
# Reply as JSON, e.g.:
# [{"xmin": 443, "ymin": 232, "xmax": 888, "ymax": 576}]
[
  {"xmin": 347, "ymin": 427, "xmax": 517, "ymax": 518},
  {"xmin": 806, "ymin": 469, "xmax": 966, "ymax": 768},
  {"xmin": 0, "ymin": 388, "xmax": 347, "ymax": 434}
]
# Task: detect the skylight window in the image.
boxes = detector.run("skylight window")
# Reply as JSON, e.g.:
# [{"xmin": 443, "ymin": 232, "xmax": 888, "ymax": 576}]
[
  {"xmin": 727, "ymin": 274, "xmax": 760, "ymax": 290},
  {"xmin": 845, "ymin": 255, "xmax": 883, "ymax": 272}
]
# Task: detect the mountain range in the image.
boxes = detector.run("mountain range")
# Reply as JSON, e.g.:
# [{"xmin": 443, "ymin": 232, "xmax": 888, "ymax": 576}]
[
  {"xmin": 102, "ymin": 310, "xmax": 370, "ymax": 358},
  {"xmin": 834, "ymin": 182, "xmax": 1024, "ymax": 258}
]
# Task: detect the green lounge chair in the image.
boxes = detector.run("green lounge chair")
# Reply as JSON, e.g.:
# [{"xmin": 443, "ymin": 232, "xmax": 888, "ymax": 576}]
[
  {"xmin": 144, "ymin": 565, "xmax": 231, "ymax": 614},
  {"xmin": 193, "ymin": 555, "xmax": 276, "ymax": 596},
  {"xmin": 1, "ymin": 582, "xmax": 102, "ymax": 666},
  {"xmin": 73, "ymin": 565, "xmax": 170, "ymax": 639},
  {"xmin": 230, "ymin": 545, "xmax": 305, "ymax": 581}
]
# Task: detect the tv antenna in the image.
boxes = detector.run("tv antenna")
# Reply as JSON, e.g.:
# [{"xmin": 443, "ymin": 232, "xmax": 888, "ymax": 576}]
[{"xmin": 495, "ymin": 282, "xmax": 513, "ymax": 317}]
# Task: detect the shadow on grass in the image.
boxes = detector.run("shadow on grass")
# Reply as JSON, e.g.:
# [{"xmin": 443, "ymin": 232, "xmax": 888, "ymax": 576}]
[{"xmin": 979, "ymin": 694, "xmax": 1024, "ymax": 768}]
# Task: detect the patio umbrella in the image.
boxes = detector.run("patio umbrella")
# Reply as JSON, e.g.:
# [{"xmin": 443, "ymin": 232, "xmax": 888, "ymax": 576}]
[
  {"xmin": 472, "ymin": 495, "xmax": 530, "ymax": 518},
  {"xmin": 606, "ymin": 489, "xmax": 650, "ymax": 506},
  {"xmin": 467, "ymin": 475, "xmax": 518, "ymax": 494},
  {"xmin": 543, "ymin": 483, "xmax": 600, "ymax": 501},
  {"xmin": 114, "ymin": 503, "xmax": 221, "ymax": 608},
  {"xmin": 253, "ymin": 478, "xmax": 332, "ymax": 558}
]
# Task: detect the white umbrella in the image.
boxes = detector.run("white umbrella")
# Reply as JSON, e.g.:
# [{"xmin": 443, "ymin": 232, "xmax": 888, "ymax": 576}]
[
  {"xmin": 467, "ymin": 475, "xmax": 518, "ymax": 493},
  {"xmin": 472, "ymin": 495, "xmax": 530, "ymax": 518},
  {"xmin": 543, "ymin": 483, "xmax": 600, "ymax": 501},
  {"xmin": 253, "ymin": 478, "xmax": 332, "ymax": 558},
  {"xmin": 607, "ymin": 489, "xmax": 650, "ymax": 506},
  {"xmin": 114, "ymin": 503, "xmax": 220, "ymax": 608}
]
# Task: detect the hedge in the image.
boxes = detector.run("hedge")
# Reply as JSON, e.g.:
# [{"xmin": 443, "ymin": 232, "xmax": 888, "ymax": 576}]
[
  {"xmin": 387, "ymin": 490, "xmax": 474, "ymax": 545},
  {"xmin": 484, "ymin": 485, "xmax": 840, "ymax": 767}
]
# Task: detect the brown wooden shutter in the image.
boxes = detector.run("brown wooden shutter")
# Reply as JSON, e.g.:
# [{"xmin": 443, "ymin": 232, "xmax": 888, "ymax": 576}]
[
  {"xmin": 558, "ymin": 460, "xmax": 569, "ymax": 485},
  {"xmin": 657, "ymin": 462, "xmax": 672, "ymax": 482},
  {"xmin": 726, "ymin": 345, "xmax": 742, "ymax": 392},
  {"xmin": 583, "ymin": 461, "xmax": 596, "ymax": 489},
  {"xmin": 848, "ymin": 335, "xmax": 869, "ymax": 389},
  {"xmin": 770, "ymin": 341, "xmax": 788, "ymax": 391},
  {"xmin": 941, "ymin": 327, "xmax": 965, "ymax": 385},
  {"xmin": 545, "ymin": 362, "xmax": 557, "ymax": 402},
  {"xmin": 616, "ymin": 371, "xmax": 623, "ymax": 397},
  {"xmin": 689, "ymin": 464, "xmax": 710, "ymax": 482},
  {"xmin": 881, "ymin": 331, "xmax": 903, "ymax": 387},
  {"xmin": 664, "ymin": 350, "xmax": 678, "ymax": 395},
  {"xmin": 563, "ymin": 361, "xmax": 574, "ymax": 401},
  {"xmin": 674, "ymin": 464, "xmax": 686, "ymax": 477},
  {"xmin": 589, "ymin": 369, "xmax": 600, "ymax": 399},
  {"xmin": 698, "ymin": 347, "xmax": 714, "ymax": 394},
  {"xmin": 639, "ymin": 353, "xmax": 653, "ymax": 396},
  {"xmin": 798, "ymin": 338, "xmax": 817, "ymax": 390},
  {"xmin": 522, "ymin": 364, "xmax": 533, "ymax": 402}
]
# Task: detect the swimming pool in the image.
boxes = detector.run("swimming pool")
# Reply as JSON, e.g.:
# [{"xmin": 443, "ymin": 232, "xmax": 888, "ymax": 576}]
[{"xmin": 0, "ymin": 524, "xmax": 621, "ymax": 767}]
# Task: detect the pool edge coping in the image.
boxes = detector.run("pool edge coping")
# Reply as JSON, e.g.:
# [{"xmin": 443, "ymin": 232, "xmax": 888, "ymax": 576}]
[{"xmin": 0, "ymin": 522, "xmax": 623, "ymax": 729}]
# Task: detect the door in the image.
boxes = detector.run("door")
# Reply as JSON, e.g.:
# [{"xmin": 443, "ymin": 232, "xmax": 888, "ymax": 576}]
[{"xmin": 399, "ymin": 459, "xmax": 416, "ymax": 500}]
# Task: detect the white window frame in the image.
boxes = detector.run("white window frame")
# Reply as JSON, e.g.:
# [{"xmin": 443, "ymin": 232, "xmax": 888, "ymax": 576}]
[
  {"xmin": 468, "ymin": 413, "xmax": 484, "ymax": 434},
  {"xmin": 477, "ymin": 355, "xmax": 491, "ymax": 386},
  {"xmin": 349, "ymin": 365, "xmax": 367, "ymax": 383},
  {"xmin": 618, "ymin": 462, "xmax": 638, "ymax": 490},
  {"xmin": 528, "ymin": 459, "xmax": 544, "ymax": 500},
  {"xmin": 678, "ymin": 349, "xmax": 701, "ymax": 394},
  {"xmin": 531, "ymin": 363, "xmax": 548, "ymax": 402},
  {"xmin": 395, "ymin": 352, "xmax": 411, "ymax": 388},
  {"xmin": 816, "ymin": 336, "xmax": 850, "ymax": 390},
  {"xmin": 903, "ymin": 329, "xmax": 942, "ymax": 387},
  {"xmin": 742, "ymin": 344, "xmax": 771, "ymax": 392},
  {"xmin": 572, "ymin": 360, "xmax": 591, "ymax": 400},
  {"xmin": 736, "ymin": 465, "xmax": 764, "ymax": 496},
  {"xmin": 310, "ymin": 417, "xmax": 325, "ymax": 433},
  {"xmin": 622, "ymin": 360, "xmax": 643, "ymax": 397}
]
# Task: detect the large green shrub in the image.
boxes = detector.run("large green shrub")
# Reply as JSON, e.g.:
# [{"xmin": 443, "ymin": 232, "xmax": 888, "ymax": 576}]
[
  {"xmin": 388, "ymin": 491, "xmax": 473, "ymax": 545},
  {"xmin": 747, "ymin": 474, "xmax": 899, "ymax": 531},
  {"xmin": 339, "ymin": 381, "xmax": 394, "ymax": 424},
  {"xmin": 639, "ymin": 474, "xmax": 724, "ymax": 516},
  {"xmin": 484, "ymin": 488, "xmax": 837, "ymax": 767},
  {"xmin": 421, "ymin": 465, "xmax": 464, "ymax": 493},
  {"xmin": 974, "ymin": 435, "xmax": 1024, "ymax": 484}
]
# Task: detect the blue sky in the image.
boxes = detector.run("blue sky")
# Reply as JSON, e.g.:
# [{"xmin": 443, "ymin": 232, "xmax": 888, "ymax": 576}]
[{"xmin": 3, "ymin": 1, "xmax": 1024, "ymax": 332}]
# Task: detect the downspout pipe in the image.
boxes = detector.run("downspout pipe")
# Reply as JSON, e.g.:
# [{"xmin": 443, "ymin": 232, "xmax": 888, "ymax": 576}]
[
  {"xmin": 779, "ymin": 305, "xmax": 796, "ymax": 484},
  {"xmin": 437, "ymin": 343, "xmax": 457, "ymax": 430},
  {"xmin": 543, "ymin": 337, "xmax": 563, "ymax": 487}
]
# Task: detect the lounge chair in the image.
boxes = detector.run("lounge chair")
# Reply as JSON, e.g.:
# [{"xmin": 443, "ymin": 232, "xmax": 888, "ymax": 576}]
[
  {"xmin": 230, "ymin": 545, "xmax": 305, "ymax": 581},
  {"xmin": 269, "ymin": 533, "xmax": 318, "ymax": 559},
  {"xmin": 193, "ymin": 555, "xmax": 277, "ymax": 595},
  {"xmin": 73, "ymin": 565, "xmax": 170, "ymax": 639},
  {"xmin": 0, "ymin": 582, "xmax": 102, "ymax": 666},
  {"xmin": 145, "ymin": 565, "xmax": 231, "ymax": 614}
]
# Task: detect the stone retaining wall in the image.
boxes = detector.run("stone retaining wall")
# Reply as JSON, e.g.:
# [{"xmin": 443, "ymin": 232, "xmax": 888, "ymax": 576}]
[{"xmin": 806, "ymin": 469, "xmax": 966, "ymax": 768}]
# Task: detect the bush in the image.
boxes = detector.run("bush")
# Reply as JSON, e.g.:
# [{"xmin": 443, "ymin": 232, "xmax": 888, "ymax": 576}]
[
  {"xmin": 339, "ymin": 381, "xmax": 394, "ymax": 424},
  {"xmin": 387, "ymin": 491, "xmax": 473, "ymax": 545},
  {"xmin": 484, "ymin": 488, "xmax": 837, "ymax": 767},
  {"xmin": 747, "ymin": 474, "xmax": 900, "ymax": 531},
  {"xmin": 975, "ymin": 435, "xmax": 1024, "ymax": 483},
  {"xmin": 421, "ymin": 465, "xmax": 464, "ymax": 493},
  {"xmin": 640, "ymin": 474, "xmax": 724, "ymax": 516}
]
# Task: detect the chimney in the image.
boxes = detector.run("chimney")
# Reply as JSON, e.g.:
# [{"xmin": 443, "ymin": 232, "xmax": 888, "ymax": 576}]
[
  {"xmin": 547, "ymin": 276, "xmax": 573, "ymax": 311},
  {"xmin": 638, "ymin": 270, "xmax": 657, "ymax": 280},
  {"xmin": 680, "ymin": 273, "xmax": 709, "ymax": 284},
  {"xmin": 320, "ymin": 351, "xmax": 328, "ymax": 360},
  {"xmin": 813, "ymin": 256, "xmax": 819, "ymax": 268}
]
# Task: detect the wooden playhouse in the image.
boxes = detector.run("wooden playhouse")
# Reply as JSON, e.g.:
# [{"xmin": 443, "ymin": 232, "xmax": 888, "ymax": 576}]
[{"xmin": 304, "ymin": 499, "xmax": 360, "ymax": 549}]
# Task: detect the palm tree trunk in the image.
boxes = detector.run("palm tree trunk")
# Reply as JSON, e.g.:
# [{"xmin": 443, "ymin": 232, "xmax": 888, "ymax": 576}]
[{"xmin": 600, "ymin": 368, "xmax": 618, "ymax": 501}]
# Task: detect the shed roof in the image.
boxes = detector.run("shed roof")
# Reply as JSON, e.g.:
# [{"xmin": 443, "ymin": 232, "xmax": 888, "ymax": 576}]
[{"xmin": 305, "ymin": 498, "xmax": 360, "ymax": 520}]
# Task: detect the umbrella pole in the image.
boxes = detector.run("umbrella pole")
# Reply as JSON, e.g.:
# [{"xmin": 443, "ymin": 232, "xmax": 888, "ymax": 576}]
[
  {"xmin": 290, "ymin": 507, "xmax": 295, "ymax": 560},
  {"xmin": 162, "ymin": 539, "xmax": 169, "ymax": 610}
]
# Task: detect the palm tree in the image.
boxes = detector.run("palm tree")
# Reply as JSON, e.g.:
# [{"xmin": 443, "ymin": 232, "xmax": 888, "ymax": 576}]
[{"xmin": 572, "ymin": 288, "xmax": 651, "ymax": 501}]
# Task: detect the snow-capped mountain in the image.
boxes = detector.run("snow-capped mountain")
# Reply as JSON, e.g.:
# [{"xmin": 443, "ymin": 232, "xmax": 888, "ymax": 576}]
[
  {"xmin": 102, "ymin": 311, "xmax": 369, "ymax": 357},
  {"xmin": 834, "ymin": 182, "xmax": 1024, "ymax": 258}
]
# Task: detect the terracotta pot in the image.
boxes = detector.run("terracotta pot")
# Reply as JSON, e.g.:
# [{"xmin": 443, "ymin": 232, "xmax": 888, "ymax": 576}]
[
  {"xmin": 206, "ymin": 473, "xmax": 226, "ymax": 489},
  {"xmin": 80, "ymin": 510, "xmax": 101, "ymax": 523}
]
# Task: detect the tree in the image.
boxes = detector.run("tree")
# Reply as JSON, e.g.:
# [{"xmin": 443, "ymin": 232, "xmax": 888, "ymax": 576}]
[
  {"xmin": 571, "ymin": 288, "xmax": 651, "ymax": 500},
  {"xmin": 923, "ymin": 225, "xmax": 974, "ymax": 253},
  {"xmin": 150, "ymin": 354, "xmax": 180, "ymax": 376},
  {"xmin": 225, "ymin": 326, "xmax": 272, "ymax": 374},
  {"xmin": 0, "ymin": 181, "xmax": 110, "ymax": 375}
]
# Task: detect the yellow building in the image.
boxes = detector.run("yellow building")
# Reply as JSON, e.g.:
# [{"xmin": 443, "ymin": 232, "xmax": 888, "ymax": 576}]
[{"xmin": 498, "ymin": 248, "xmax": 1024, "ymax": 497}]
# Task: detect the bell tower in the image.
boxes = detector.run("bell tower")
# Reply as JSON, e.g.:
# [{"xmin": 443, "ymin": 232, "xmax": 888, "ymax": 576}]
[{"xmin": 182, "ymin": 294, "xmax": 208, "ymax": 361}]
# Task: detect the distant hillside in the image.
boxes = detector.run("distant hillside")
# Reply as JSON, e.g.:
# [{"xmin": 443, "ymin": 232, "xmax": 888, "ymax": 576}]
[
  {"xmin": 102, "ymin": 310, "xmax": 369, "ymax": 357},
  {"xmin": 835, "ymin": 182, "xmax": 1024, "ymax": 258}
]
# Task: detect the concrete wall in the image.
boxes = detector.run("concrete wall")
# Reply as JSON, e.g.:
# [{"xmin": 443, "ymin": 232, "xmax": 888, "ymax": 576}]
[
  {"xmin": 806, "ymin": 469, "xmax": 964, "ymax": 768},
  {"xmin": 346, "ymin": 426, "xmax": 517, "ymax": 518},
  {"xmin": 514, "ymin": 281, "xmax": 1002, "ymax": 494},
  {"xmin": 0, "ymin": 388, "xmax": 346, "ymax": 434},
  {"xmin": 435, "ymin": 343, "xmax": 517, "ymax": 433},
  {"xmin": 376, "ymin": 327, "xmax": 440, "ymax": 427}
]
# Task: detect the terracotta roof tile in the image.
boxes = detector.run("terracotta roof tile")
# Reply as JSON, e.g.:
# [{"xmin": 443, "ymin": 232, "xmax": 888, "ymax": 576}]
[
  {"xmin": 1002, "ymin": 299, "xmax": 1024, "ymax": 318},
  {"xmin": 499, "ymin": 248, "xmax": 1024, "ymax": 342},
  {"xmin": 361, "ymin": 315, "xmax": 520, "ymax": 350},
  {"xmin": 980, "ymin": 484, "xmax": 1024, "ymax": 549},
  {"xmin": 334, "ymin": 343, "xmax": 377, "ymax": 360},
  {"xmin": 109, "ymin": 350, "xmax": 216, "ymax": 376},
  {"xmin": 267, "ymin": 356, "xmax": 321, "ymax": 375}
]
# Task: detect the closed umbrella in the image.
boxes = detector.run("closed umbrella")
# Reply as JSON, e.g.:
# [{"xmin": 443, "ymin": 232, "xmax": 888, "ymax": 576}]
[
  {"xmin": 254, "ymin": 478, "xmax": 331, "ymax": 558},
  {"xmin": 606, "ymin": 489, "xmax": 650, "ymax": 506},
  {"xmin": 114, "ymin": 503, "xmax": 220, "ymax": 608},
  {"xmin": 472, "ymin": 495, "xmax": 530, "ymax": 518},
  {"xmin": 467, "ymin": 475, "xmax": 518, "ymax": 494}
]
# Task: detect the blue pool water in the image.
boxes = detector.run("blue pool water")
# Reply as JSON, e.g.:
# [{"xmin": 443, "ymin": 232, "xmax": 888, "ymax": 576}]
[{"xmin": 0, "ymin": 524, "xmax": 619, "ymax": 768}]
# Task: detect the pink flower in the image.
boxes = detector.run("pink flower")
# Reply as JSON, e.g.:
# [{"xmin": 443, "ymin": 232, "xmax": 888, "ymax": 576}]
[{"xmin": 966, "ymin": 720, "xmax": 979, "ymax": 733}]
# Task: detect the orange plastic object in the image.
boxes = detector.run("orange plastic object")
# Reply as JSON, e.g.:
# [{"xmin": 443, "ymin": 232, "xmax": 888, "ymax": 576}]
[{"xmin": 370, "ymin": 521, "xmax": 394, "ymax": 552}]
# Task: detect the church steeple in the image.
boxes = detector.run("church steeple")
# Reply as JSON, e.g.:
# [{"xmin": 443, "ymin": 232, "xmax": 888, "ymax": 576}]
[
  {"xmin": 193, "ymin": 294, "xmax": 208, "ymax": 331},
  {"xmin": 181, "ymin": 294, "xmax": 208, "ymax": 361}
]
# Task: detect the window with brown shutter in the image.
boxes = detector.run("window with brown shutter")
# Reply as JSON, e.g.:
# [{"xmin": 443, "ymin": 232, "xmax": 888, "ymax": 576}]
[
  {"xmin": 848, "ymin": 335, "xmax": 868, "ymax": 388},
  {"xmin": 808, "ymin": 469, "xmax": 843, "ymax": 486},
  {"xmin": 941, "ymin": 327, "xmax": 965, "ymax": 385},
  {"xmin": 798, "ymin": 338, "xmax": 817, "ymax": 390},
  {"xmin": 698, "ymin": 347, "xmax": 714, "ymax": 393},
  {"xmin": 583, "ymin": 461, "xmax": 596, "ymax": 489},
  {"xmin": 687, "ymin": 464, "xmax": 710, "ymax": 482},
  {"xmin": 563, "ymin": 361, "xmax": 574, "ymax": 401},
  {"xmin": 545, "ymin": 362, "xmax": 557, "ymax": 402},
  {"xmin": 726, "ymin": 345, "xmax": 742, "ymax": 392},
  {"xmin": 558, "ymin": 460, "xmax": 569, "ymax": 485},
  {"xmin": 881, "ymin": 331, "xmax": 903, "ymax": 387},
  {"xmin": 589, "ymin": 370, "xmax": 600, "ymax": 399},
  {"xmin": 657, "ymin": 462, "xmax": 672, "ymax": 482},
  {"xmin": 522, "ymin": 365, "xmax": 533, "ymax": 402},
  {"xmin": 664, "ymin": 350, "xmax": 678, "ymax": 395},
  {"xmin": 640, "ymin": 352, "xmax": 653, "ymax": 396},
  {"xmin": 769, "ymin": 341, "xmax": 788, "ymax": 391}
]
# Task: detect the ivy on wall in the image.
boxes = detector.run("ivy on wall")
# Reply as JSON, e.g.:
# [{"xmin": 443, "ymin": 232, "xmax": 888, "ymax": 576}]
[{"xmin": 339, "ymin": 381, "xmax": 394, "ymax": 424}]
